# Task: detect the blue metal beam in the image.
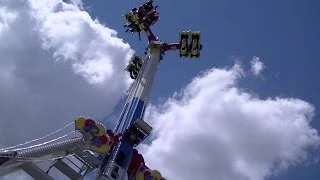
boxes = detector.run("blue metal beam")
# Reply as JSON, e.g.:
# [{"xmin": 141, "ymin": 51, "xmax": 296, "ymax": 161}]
[{"xmin": 96, "ymin": 43, "xmax": 162, "ymax": 180}]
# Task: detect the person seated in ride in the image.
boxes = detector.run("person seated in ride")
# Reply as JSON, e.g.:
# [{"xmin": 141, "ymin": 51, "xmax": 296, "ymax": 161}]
[
  {"xmin": 143, "ymin": 10, "xmax": 159, "ymax": 26},
  {"xmin": 127, "ymin": 149, "xmax": 147, "ymax": 178},
  {"xmin": 143, "ymin": 0, "xmax": 156, "ymax": 12},
  {"xmin": 125, "ymin": 22, "xmax": 141, "ymax": 33},
  {"xmin": 106, "ymin": 129, "xmax": 121, "ymax": 150},
  {"xmin": 136, "ymin": 168, "xmax": 164, "ymax": 180},
  {"xmin": 125, "ymin": 59, "xmax": 135, "ymax": 71},
  {"xmin": 150, "ymin": 170, "xmax": 163, "ymax": 180},
  {"xmin": 125, "ymin": 10, "xmax": 139, "ymax": 24},
  {"xmin": 125, "ymin": 61, "xmax": 139, "ymax": 79},
  {"xmin": 137, "ymin": 5, "xmax": 146, "ymax": 19},
  {"xmin": 131, "ymin": 55, "xmax": 143, "ymax": 68}
]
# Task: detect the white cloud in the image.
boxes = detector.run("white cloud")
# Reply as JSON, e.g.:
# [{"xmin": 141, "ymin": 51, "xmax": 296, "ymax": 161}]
[
  {"xmin": 250, "ymin": 56, "xmax": 265, "ymax": 76},
  {"xmin": 0, "ymin": 0, "xmax": 133, "ymax": 152},
  {"xmin": 0, "ymin": 170, "xmax": 31, "ymax": 180},
  {"xmin": 314, "ymin": 157, "xmax": 319, "ymax": 164},
  {"xmin": 140, "ymin": 64, "xmax": 320, "ymax": 180}
]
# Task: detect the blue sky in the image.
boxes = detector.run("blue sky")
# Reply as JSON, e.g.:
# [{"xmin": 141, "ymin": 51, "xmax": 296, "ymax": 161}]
[
  {"xmin": 83, "ymin": 0, "xmax": 320, "ymax": 179},
  {"xmin": 85, "ymin": 0, "xmax": 320, "ymax": 109}
]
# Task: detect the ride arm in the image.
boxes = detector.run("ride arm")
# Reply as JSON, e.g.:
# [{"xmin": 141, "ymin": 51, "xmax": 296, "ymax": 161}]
[
  {"xmin": 162, "ymin": 43, "xmax": 180, "ymax": 52},
  {"xmin": 144, "ymin": 27, "xmax": 158, "ymax": 42}
]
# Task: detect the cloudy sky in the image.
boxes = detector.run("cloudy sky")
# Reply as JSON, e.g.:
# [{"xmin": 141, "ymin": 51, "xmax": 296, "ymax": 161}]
[{"xmin": 1, "ymin": 0, "xmax": 320, "ymax": 180}]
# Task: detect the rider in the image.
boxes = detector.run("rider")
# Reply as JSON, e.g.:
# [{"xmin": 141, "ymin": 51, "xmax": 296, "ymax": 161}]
[
  {"xmin": 127, "ymin": 149, "xmax": 146, "ymax": 178},
  {"xmin": 137, "ymin": 0, "xmax": 157, "ymax": 19},
  {"xmin": 125, "ymin": 60, "xmax": 139, "ymax": 79},
  {"xmin": 125, "ymin": 54, "xmax": 143, "ymax": 79},
  {"xmin": 143, "ymin": 10, "xmax": 159, "ymax": 27},
  {"xmin": 143, "ymin": 0, "xmax": 157, "ymax": 12},
  {"xmin": 131, "ymin": 55, "xmax": 143, "ymax": 68},
  {"xmin": 126, "ymin": 0, "xmax": 157, "ymax": 23},
  {"xmin": 125, "ymin": 22, "xmax": 141, "ymax": 33},
  {"xmin": 106, "ymin": 129, "xmax": 121, "ymax": 150},
  {"xmin": 127, "ymin": 149, "xmax": 166, "ymax": 180},
  {"xmin": 136, "ymin": 168, "xmax": 164, "ymax": 180}
]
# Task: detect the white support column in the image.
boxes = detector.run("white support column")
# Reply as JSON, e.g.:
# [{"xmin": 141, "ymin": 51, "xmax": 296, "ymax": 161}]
[
  {"xmin": 0, "ymin": 137, "xmax": 85, "ymax": 176},
  {"xmin": 53, "ymin": 160, "xmax": 81, "ymax": 179},
  {"xmin": 19, "ymin": 162, "xmax": 54, "ymax": 180}
]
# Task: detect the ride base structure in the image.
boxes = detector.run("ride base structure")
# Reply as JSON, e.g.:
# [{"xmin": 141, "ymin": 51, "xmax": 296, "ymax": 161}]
[{"xmin": 0, "ymin": 1, "xmax": 202, "ymax": 179}]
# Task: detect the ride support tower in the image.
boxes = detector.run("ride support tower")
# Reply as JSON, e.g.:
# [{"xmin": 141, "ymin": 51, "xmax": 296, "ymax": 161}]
[{"xmin": 97, "ymin": 0, "xmax": 202, "ymax": 179}]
